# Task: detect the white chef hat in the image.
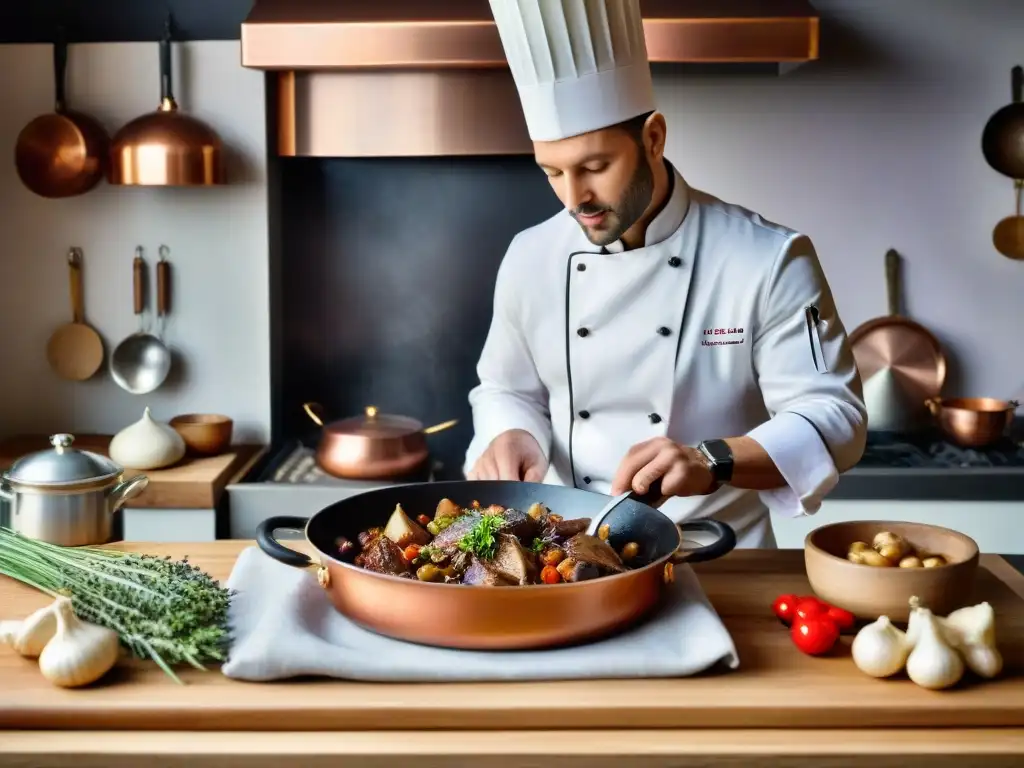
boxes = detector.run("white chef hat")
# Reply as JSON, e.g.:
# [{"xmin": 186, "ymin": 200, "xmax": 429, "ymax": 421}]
[{"xmin": 489, "ymin": 0, "xmax": 656, "ymax": 142}]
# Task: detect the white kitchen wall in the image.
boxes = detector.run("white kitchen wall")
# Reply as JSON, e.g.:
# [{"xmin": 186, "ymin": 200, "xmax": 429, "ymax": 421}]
[
  {"xmin": 0, "ymin": 41, "xmax": 269, "ymax": 443},
  {"xmin": 0, "ymin": 0, "xmax": 1021, "ymax": 450},
  {"xmin": 657, "ymin": 0, "xmax": 1024, "ymax": 399}
]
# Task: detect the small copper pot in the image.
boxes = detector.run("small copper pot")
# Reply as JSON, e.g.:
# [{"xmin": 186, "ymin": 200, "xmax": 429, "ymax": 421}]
[
  {"xmin": 303, "ymin": 403, "xmax": 457, "ymax": 480},
  {"xmin": 925, "ymin": 397, "xmax": 1020, "ymax": 448}
]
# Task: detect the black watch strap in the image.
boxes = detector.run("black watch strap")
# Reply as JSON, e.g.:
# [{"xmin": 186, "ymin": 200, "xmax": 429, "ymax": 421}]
[{"xmin": 698, "ymin": 439, "xmax": 734, "ymax": 484}]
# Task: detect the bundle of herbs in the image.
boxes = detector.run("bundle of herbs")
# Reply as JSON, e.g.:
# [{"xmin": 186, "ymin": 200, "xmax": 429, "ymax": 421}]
[{"xmin": 0, "ymin": 526, "xmax": 233, "ymax": 683}]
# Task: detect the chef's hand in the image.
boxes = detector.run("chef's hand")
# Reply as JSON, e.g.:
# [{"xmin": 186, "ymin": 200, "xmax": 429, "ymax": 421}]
[
  {"xmin": 466, "ymin": 429, "xmax": 548, "ymax": 482},
  {"xmin": 611, "ymin": 437, "xmax": 716, "ymax": 497}
]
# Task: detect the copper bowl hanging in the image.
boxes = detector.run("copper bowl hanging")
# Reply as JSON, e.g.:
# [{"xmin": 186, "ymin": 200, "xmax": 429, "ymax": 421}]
[{"xmin": 108, "ymin": 20, "xmax": 225, "ymax": 187}]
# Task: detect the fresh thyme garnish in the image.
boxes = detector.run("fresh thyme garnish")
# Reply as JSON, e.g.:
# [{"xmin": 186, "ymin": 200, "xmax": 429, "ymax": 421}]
[{"xmin": 457, "ymin": 515, "xmax": 505, "ymax": 560}]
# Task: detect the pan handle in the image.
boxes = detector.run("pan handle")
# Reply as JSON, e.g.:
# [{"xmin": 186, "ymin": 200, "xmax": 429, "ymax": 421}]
[
  {"xmin": 671, "ymin": 520, "xmax": 737, "ymax": 564},
  {"xmin": 627, "ymin": 478, "xmax": 670, "ymax": 509},
  {"xmin": 53, "ymin": 27, "xmax": 68, "ymax": 113},
  {"xmin": 884, "ymin": 248, "xmax": 901, "ymax": 317},
  {"xmin": 256, "ymin": 516, "xmax": 314, "ymax": 569},
  {"xmin": 303, "ymin": 402, "xmax": 326, "ymax": 428}
]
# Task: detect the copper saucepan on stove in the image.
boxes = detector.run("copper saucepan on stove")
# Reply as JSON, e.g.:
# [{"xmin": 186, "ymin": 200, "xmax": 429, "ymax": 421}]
[
  {"xmin": 255, "ymin": 480, "xmax": 737, "ymax": 650},
  {"xmin": 925, "ymin": 397, "xmax": 1020, "ymax": 448},
  {"xmin": 303, "ymin": 403, "xmax": 457, "ymax": 480}
]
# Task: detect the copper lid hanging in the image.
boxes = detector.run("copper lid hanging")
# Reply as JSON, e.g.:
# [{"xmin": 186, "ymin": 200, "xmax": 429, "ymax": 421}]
[{"xmin": 109, "ymin": 16, "xmax": 225, "ymax": 186}]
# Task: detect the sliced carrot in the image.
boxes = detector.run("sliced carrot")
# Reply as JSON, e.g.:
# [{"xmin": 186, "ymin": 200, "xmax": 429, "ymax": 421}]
[{"xmin": 541, "ymin": 565, "xmax": 562, "ymax": 584}]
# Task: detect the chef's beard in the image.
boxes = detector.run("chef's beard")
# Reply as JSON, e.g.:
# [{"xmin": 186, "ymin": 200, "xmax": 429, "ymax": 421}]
[{"xmin": 571, "ymin": 155, "xmax": 655, "ymax": 247}]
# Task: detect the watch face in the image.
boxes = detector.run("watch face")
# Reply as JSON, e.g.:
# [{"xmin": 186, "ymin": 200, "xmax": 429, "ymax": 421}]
[{"xmin": 702, "ymin": 439, "xmax": 732, "ymax": 463}]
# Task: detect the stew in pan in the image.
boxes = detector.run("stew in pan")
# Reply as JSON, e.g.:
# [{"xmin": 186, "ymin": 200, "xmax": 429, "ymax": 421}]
[{"xmin": 341, "ymin": 498, "xmax": 639, "ymax": 586}]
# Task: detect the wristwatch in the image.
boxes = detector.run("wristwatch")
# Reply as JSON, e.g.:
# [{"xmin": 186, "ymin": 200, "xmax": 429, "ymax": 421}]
[{"xmin": 697, "ymin": 439, "xmax": 734, "ymax": 484}]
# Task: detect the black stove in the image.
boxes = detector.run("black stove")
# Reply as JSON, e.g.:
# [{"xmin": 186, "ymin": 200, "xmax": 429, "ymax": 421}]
[{"xmin": 857, "ymin": 431, "xmax": 1024, "ymax": 469}]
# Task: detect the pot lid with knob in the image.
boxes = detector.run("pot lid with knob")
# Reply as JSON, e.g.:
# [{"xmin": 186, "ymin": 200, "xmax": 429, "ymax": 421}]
[
  {"xmin": 2, "ymin": 433, "xmax": 124, "ymax": 490},
  {"xmin": 305, "ymin": 404, "xmax": 457, "ymax": 439},
  {"xmin": 327, "ymin": 405, "xmax": 426, "ymax": 439}
]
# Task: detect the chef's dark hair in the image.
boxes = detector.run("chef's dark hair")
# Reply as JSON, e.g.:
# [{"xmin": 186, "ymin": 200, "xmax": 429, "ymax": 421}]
[{"xmin": 615, "ymin": 110, "xmax": 656, "ymax": 147}]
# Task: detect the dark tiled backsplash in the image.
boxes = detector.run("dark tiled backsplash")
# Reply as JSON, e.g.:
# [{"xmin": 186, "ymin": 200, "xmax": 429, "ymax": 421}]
[{"xmin": 274, "ymin": 155, "xmax": 561, "ymax": 475}]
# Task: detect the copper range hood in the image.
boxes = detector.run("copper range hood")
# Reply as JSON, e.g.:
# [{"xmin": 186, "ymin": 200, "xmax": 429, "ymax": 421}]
[{"xmin": 242, "ymin": 0, "xmax": 820, "ymax": 158}]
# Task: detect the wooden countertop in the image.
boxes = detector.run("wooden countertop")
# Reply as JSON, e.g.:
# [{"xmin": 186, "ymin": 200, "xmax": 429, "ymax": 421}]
[
  {"xmin": 0, "ymin": 434, "xmax": 266, "ymax": 509},
  {"xmin": 1, "ymin": 542, "xmax": 1023, "ymax": 767}
]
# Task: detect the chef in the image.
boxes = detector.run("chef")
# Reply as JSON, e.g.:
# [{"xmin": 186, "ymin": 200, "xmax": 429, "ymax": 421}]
[{"xmin": 464, "ymin": 0, "xmax": 867, "ymax": 548}]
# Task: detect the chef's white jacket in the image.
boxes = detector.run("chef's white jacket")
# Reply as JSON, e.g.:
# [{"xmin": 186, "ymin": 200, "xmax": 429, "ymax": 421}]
[{"xmin": 464, "ymin": 163, "xmax": 867, "ymax": 548}]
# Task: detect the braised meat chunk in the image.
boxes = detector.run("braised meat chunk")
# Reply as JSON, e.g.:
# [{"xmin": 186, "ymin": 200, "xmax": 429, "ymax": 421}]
[
  {"xmin": 487, "ymin": 506, "xmax": 540, "ymax": 543},
  {"xmin": 545, "ymin": 517, "xmax": 589, "ymax": 541},
  {"xmin": 361, "ymin": 534, "xmax": 411, "ymax": 577},
  {"xmin": 430, "ymin": 514, "xmax": 481, "ymax": 549},
  {"xmin": 462, "ymin": 557, "xmax": 516, "ymax": 586},
  {"xmin": 564, "ymin": 533, "xmax": 627, "ymax": 574},
  {"xmin": 491, "ymin": 534, "xmax": 538, "ymax": 585}
]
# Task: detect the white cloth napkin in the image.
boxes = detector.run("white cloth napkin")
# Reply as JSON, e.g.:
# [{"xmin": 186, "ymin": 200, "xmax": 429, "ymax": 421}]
[{"xmin": 220, "ymin": 546, "xmax": 740, "ymax": 682}]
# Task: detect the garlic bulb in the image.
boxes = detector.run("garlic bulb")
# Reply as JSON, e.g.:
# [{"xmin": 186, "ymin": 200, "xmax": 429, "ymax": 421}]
[
  {"xmin": 109, "ymin": 407, "xmax": 186, "ymax": 470},
  {"xmin": 904, "ymin": 603, "xmax": 964, "ymax": 690},
  {"xmin": 0, "ymin": 603, "xmax": 57, "ymax": 658},
  {"xmin": 37, "ymin": 597, "xmax": 121, "ymax": 688},
  {"xmin": 851, "ymin": 616, "xmax": 910, "ymax": 678},
  {"xmin": 940, "ymin": 602, "xmax": 1003, "ymax": 679}
]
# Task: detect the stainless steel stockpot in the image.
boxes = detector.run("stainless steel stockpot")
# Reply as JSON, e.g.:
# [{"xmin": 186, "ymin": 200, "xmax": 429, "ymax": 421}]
[{"xmin": 0, "ymin": 433, "xmax": 149, "ymax": 546}]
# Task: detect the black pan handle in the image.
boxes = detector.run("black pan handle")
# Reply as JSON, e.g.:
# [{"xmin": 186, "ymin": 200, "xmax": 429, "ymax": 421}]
[
  {"xmin": 672, "ymin": 519, "xmax": 737, "ymax": 564},
  {"xmin": 256, "ymin": 515, "xmax": 313, "ymax": 569},
  {"xmin": 626, "ymin": 478, "xmax": 669, "ymax": 509}
]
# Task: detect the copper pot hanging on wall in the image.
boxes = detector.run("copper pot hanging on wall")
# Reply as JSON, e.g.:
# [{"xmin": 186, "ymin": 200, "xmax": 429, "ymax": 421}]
[
  {"xmin": 108, "ymin": 16, "xmax": 225, "ymax": 187},
  {"xmin": 14, "ymin": 28, "xmax": 109, "ymax": 198}
]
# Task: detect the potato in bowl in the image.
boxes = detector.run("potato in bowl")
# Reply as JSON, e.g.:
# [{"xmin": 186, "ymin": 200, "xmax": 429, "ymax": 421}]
[{"xmin": 804, "ymin": 521, "xmax": 980, "ymax": 623}]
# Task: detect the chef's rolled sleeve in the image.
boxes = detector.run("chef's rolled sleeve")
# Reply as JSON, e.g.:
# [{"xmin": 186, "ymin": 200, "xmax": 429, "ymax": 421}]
[
  {"xmin": 746, "ymin": 234, "xmax": 867, "ymax": 517},
  {"xmin": 463, "ymin": 241, "xmax": 553, "ymax": 474}
]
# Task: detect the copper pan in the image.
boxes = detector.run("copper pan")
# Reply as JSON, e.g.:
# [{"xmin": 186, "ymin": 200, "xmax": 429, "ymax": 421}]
[
  {"xmin": 255, "ymin": 480, "xmax": 737, "ymax": 650},
  {"xmin": 108, "ymin": 16, "xmax": 225, "ymax": 186},
  {"xmin": 303, "ymin": 402, "xmax": 457, "ymax": 480},
  {"xmin": 849, "ymin": 249, "xmax": 946, "ymax": 432},
  {"xmin": 925, "ymin": 397, "xmax": 1020, "ymax": 448},
  {"xmin": 14, "ymin": 31, "xmax": 109, "ymax": 199}
]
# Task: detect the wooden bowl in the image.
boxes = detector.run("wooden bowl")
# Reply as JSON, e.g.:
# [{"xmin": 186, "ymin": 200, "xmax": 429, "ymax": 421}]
[
  {"xmin": 169, "ymin": 413, "xmax": 233, "ymax": 456},
  {"xmin": 804, "ymin": 520, "xmax": 979, "ymax": 622}
]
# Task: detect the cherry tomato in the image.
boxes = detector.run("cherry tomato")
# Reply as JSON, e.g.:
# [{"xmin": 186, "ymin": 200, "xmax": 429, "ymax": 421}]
[
  {"xmin": 794, "ymin": 598, "xmax": 826, "ymax": 622},
  {"xmin": 825, "ymin": 605, "xmax": 855, "ymax": 631},
  {"xmin": 402, "ymin": 544, "xmax": 421, "ymax": 562},
  {"xmin": 771, "ymin": 593, "xmax": 799, "ymax": 623},
  {"xmin": 416, "ymin": 514, "xmax": 431, "ymax": 526},
  {"xmin": 540, "ymin": 565, "xmax": 562, "ymax": 584},
  {"xmin": 790, "ymin": 616, "xmax": 840, "ymax": 655}
]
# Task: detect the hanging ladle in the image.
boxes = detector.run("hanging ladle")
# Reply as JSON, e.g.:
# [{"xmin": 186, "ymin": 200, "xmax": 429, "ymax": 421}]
[
  {"xmin": 110, "ymin": 246, "xmax": 172, "ymax": 394},
  {"xmin": 993, "ymin": 179, "xmax": 1024, "ymax": 260}
]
